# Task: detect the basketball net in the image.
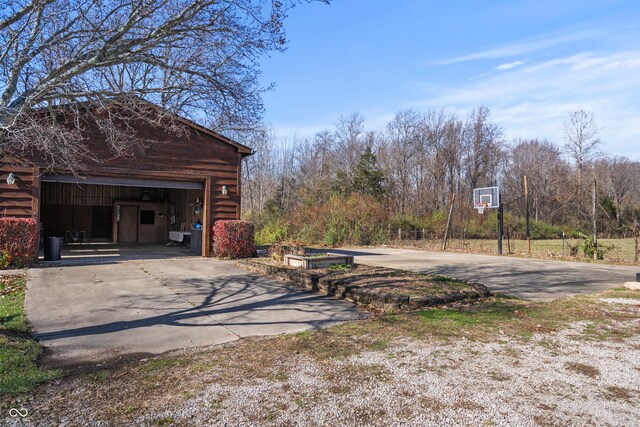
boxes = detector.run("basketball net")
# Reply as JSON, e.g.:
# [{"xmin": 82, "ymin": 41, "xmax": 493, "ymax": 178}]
[{"xmin": 476, "ymin": 203, "xmax": 488, "ymax": 215}]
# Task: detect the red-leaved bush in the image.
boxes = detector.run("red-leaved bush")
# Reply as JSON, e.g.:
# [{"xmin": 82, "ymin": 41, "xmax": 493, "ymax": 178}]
[
  {"xmin": 212, "ymin": 220, "xmax": 255, "ymax": 259},
  {"xmin": 0, "ymin": 218, "xmax": 38, "ymax": 269}
]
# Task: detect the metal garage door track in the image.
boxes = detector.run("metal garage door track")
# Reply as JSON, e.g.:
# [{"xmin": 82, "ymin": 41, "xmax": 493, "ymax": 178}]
[{"xmin": 26, "ymin": 258, "xmax": 364, "ymax": 367}]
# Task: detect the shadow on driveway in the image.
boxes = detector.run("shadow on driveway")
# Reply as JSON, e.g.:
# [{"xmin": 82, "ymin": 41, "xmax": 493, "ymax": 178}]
[{"xmin": 26, "ymin": 258, "xmax": 365, "ymax": 367}]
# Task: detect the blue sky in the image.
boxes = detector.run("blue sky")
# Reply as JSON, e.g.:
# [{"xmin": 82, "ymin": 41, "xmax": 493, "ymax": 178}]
[{"xmin": 259, "ymin": 0, "xmax": 640, "ymax": 159}]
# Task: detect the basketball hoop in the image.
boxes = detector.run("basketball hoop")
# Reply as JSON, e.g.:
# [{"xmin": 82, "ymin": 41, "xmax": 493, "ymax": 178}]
[{"xmin": 473, "ymin": 187, "xmax": 499, "ymax": 215}]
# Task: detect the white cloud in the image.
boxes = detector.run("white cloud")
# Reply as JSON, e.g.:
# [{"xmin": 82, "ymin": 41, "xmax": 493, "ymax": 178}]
[
  {"xmin": 432, "ymin": 29, "xmax": 598, "ymax": 66},
  {"xmin": 495, "ymin": 60, "xmax": 528, "ymax": 71},
  {"xmin": 413, "ymin": 50, "xmax": 640, "ymax": 159}
]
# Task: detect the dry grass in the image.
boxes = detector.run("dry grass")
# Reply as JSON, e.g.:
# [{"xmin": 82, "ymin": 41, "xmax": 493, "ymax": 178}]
[
  {"xmin": 393, "ymin": 237, "xmax": 639, "ymax": 264},
  {"xmin": 603, "ymin": 386, "xmax": 634, "ymax": 403},
  {"xmin": 8, "ymin": 287, "xmax": 640, "ymax": 425},
  {"xmin": 564, "ymin": 362, "xmax": 600, "ymax": 379}
]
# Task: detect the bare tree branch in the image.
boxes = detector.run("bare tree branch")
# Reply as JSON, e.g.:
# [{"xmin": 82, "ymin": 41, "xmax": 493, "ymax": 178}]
[{"xmin": 1, "ymin": 0, "xmax": 327, "ymax": 170}]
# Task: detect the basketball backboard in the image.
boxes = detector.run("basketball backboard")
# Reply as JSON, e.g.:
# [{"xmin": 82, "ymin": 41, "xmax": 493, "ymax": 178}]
[{"xmin": 473, "ymin": 187, "xmax": 500, "ymax": 210}]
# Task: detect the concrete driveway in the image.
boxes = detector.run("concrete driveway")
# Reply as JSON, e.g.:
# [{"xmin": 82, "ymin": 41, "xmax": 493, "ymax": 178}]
[
  {"xmin": 333, "ymin": 247, "xmax": 639, "ymax": 301},
  {"xmin": 26, "ymin": 257, "xmax": 364, "ymax": 367}
]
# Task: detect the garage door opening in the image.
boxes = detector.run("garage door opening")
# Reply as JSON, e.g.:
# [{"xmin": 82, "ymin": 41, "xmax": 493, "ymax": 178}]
[{"xmin": 40, "ymin": 175, "xmax": 208, "ymax": 256}]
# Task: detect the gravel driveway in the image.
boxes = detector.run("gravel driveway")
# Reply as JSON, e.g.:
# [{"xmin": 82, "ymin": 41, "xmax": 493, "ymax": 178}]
[
  {"xmin": 142, "ymin": 322, "xmax": 640, "ymax": 426},
  {"xmin": 10, "ymin": 315, "xmax": 640, "ymax": 426}
]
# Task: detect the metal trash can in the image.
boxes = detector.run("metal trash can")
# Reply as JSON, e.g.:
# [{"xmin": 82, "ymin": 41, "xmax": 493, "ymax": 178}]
[{"xmin": 44, "ymin": 237, "xmax": 62, "ymax": 261}]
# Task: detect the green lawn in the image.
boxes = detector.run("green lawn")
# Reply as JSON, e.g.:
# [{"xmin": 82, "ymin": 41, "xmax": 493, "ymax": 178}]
[{"xmin": 0, "ymin": 274, "xmax": 60, "ymax": 396}]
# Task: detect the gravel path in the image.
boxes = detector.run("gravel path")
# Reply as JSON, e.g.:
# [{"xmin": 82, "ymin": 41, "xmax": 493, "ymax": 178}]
[
  {"xmin": 146, "ymin": 322, "xmax": 639, "ymax": 426},
  {"xmin": 11, "ymin": 319, "xmax": 639, "ymax": 426}
]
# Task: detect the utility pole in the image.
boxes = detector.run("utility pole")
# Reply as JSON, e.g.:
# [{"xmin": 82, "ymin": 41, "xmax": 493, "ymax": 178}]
[
  {"xmin": 524, "ymin": 175, "xmax": 531, "ymax": 256},
  {"xmin": 592, "ymin": 178, "xmax": 597, "ymax": 260}
]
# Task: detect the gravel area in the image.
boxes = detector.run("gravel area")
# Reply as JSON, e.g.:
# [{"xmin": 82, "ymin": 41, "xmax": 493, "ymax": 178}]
[
  {"xmin": 600, "ymin": 297, "xmax": 640, "ymax": 306},
  {"xmin": 9, "ymin": 318, "xmax": 640, "ymax": 426},
  {"xmin": 143, "ymin": 321, "xmax": 640, "ymax": 426}
]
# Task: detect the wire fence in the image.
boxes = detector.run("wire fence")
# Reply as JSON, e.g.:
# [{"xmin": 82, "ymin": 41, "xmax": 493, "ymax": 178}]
[{"xmin": 385, "ymin": 227, "xmax": 639, "ymax": 264}]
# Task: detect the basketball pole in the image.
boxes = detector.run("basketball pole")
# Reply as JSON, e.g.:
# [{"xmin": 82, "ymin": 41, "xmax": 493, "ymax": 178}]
[
  {"xmin": 497, "ymin": 201, "xmax": 503, "ymax": 255},
  {"xmin": 524, "ymin": 175, "xmax": 531, "ymax": 256}
]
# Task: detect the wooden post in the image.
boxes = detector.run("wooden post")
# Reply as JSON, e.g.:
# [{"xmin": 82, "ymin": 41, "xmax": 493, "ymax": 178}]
[
  {"xmin": 524, "ymin": 175, "xmax": 531, "ymax": 256},
  {"xmin": 202, "ymin": 177, "xmax": 213, "ymax": 257},
  {"xmin": 592, "ymin": 178, "xmax": 597, "ymax": 260},
  {"xmin": 442, "ymin": 194, "xmax": 456, "ymax": 251},
  {"xmin": 462, "ymin": 227, "xmax": 467, "ymax": 250},
  {"xmin": 634, "ymin": 221, "xmax": 639, "ymax": 263}
]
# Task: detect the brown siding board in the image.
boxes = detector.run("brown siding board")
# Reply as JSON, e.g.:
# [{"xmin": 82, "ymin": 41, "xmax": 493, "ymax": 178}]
[
  {"xmin": 3, "ymin": 112, "xmax": 248, "ymax": 222},
  {"xmin": 2, "ymin": 208, "xmax": 32, "ymax": 216},
  {"xmin": 1, "ymin": 164, "xmax": 37, "ymax": 219}
]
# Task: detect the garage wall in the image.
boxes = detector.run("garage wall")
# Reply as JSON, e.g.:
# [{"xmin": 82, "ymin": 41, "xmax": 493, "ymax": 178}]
[{"xmin": 0, "ymin": 161, "xmax": 39, "ymax": 219}]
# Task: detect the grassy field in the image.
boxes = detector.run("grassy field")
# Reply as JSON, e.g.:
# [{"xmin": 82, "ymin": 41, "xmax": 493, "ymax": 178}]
[
  {"xmin": 0, "ymin": 274, "xmax": 60, "ymax": 396},
  {"xmin": 396, "ymin": 237, "xmax": 639, "ymax": 264}
]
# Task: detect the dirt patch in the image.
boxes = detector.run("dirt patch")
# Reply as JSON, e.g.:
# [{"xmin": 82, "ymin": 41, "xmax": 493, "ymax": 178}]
[{"xmin": 564, "ymin": 362, "xmax": 600, "ymax": 378}]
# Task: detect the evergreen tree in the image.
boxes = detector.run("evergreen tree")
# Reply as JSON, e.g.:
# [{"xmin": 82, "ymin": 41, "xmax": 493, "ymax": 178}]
[{"xmin": 352, "ymin": 145, "xmax": 386, "ymax": 200}]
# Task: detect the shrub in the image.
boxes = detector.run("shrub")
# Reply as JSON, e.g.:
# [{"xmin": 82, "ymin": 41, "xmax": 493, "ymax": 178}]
[
  {"xmin": 211, "ymin": 220, "xmax": 255, "ymax": 259},
  {"xmin": 254, "ymin": 221, "xmax": 288, "ymax": 245},
  {"xmin": 317, "ymin": 194, "xmax": 388, "ymax": 246},
  {"xmin": 579, "ymin": 233, "xmax": 605, "ymax": 260},
  {"xmin": 0, "ymin": 218, "xmax": 38, "ymax": 269}
]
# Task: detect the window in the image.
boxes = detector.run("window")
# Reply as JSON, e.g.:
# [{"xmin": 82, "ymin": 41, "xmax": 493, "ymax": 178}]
[{"xmin": 140, "ymin": 210, "xmax": 155, "ymax": 225}]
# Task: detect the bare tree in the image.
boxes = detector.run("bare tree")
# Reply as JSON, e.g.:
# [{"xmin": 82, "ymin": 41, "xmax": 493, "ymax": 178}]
[
  {"xmin": 332, "ymin": 112, "xmax": 367, "ymax": 179},
  {"xmin": 601, "ymin": 156, "xmax": 639, "ymax": 227},
  {"xmin": 425, "ymin": 110, "xmax": 460, "ymax": 210},
  {"xmin": 292, "ymin": 130, "xmax": 335, "ymax": 206},
  {"xmin": 382, "ymin": 109, "xmax": 425, "ymax": 214},
  {"xmin": 1, "ymin": 0, "xmax": 324, "ymax": 170},
  {"xmin": 241, "ymin": 128, "xmax": 281, "ymax": 218},
  {"xmin": 502, "ymin": 138, "xmax": 568, "ymax": 222},
  {"xmin": 562, "ymin": 110, "xmax": 601, "ymax": 216},
  {"xmin": 462, "ymin": 106, "xmax": 504, "ymax": 193}
]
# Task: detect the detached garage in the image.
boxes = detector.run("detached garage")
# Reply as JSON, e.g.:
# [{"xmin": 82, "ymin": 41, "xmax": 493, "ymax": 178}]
[{"xmin": 0, "ymin": 108, "xmax": 253, "ymax": 257}]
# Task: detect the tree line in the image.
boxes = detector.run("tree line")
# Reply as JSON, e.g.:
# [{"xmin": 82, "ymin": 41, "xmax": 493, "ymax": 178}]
[{"xmin": 240, "ymin": 107, "xmax": 640, "ymax": 245}]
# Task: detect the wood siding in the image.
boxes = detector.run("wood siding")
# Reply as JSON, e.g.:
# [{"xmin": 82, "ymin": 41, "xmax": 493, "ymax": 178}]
[
  {"xmin": 72, "ymin": 121, "xmax": 245, "ymax": 227},
  {"xmin": 1, "ymin": 115, "xmax": 251, "ymax": 255},
  {"xmin": 0, "ymin": 161, "xmax": 39, "ymax": 219}
]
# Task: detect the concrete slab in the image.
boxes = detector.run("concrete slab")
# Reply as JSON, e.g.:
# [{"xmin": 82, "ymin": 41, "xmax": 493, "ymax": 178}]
[
  {"xmin": 37, "ymin": 242, "xmax": 197, "ymax": 266},
  {"xmin": 332, "ymin": 247, "xmax": 639, "ymax": 301},
  {"xmin": 624, "ymin": 282, "xmax": 640, "ymax": 290},
  {"xmin": 25, "ymin": 257, "xmax": 365, "ymax": 367}
]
